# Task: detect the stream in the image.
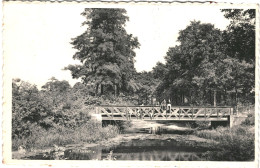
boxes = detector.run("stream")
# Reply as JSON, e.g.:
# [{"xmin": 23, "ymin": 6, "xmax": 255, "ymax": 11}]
[{"xmin": 64, "ymin": 138, "xmax": 207, "ymax": 161}]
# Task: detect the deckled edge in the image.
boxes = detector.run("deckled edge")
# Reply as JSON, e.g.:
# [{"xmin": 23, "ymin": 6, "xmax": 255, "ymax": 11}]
[{"xmin": 1, "ymin": 1, "xmax": 259, "ymax": 168}]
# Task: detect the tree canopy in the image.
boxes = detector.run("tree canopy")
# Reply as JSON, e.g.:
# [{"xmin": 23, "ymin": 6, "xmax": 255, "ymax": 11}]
[
  {"xmin": 155, "ymin": 16, "xmax": 255, "ymax": 106},
  {"xmin": 65, "ymin": 8, "xmax": 140, "ymax": 96},
  {"xmin": 221, "ymin": 9, "xmax": 255, "ymax": 104}
]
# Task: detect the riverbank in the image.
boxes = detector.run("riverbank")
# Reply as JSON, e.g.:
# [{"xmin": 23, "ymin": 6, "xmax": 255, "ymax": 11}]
[
  {"xmin": 13, "ymin": 132, "xmax": 216, "ymax": 160},
  {"xmin": 13, "ymin": 115, "xmax": 255, "ymax": 161},
  {"xmin": 194, "ymin": 125, "xmax": 255, "ymax": 161}
]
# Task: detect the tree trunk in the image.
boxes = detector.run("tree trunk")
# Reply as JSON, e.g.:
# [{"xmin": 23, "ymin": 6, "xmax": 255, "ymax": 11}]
[
  {"xmin": 114, "ymin": 84, "xmax": 117, "ymax": 97},
  {"xmin": 190, "ymin": 90, "xmax": 192, "ymax": 105},
  {"xmin": 95, "ymin": 84, "xmax": 99, "ymax": 97},
  {"xmin": 235, "ymin": 88, "xmax": 238, "ymax": 106},
  {"xmin": 101, "ymin": 84, "xmax": 104, "ymax": 95},
  {"xmin": 213, "ymin": 90, "xmax": 217, "ymax": 107},
  {"xmin": 209, "ymin": 90, "xmax": 212, "ymax": 106},
  {"xmin": 224, "ymin": 88, "xmax": 227, "ymax": 106},
  {"xmin": 182, "ymin": 91, "xmax": 184, "ymax": 104}
]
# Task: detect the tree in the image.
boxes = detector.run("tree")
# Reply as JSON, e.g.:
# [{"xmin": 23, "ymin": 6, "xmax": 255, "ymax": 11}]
[
  {"xmin": 12, "ymin": 79, "xmax": 52, "ymax": 139},
  {"xmin": 40, "ymin": 78, "xmax": 92, "ymax": 128},
  {"xmin": 158, "ymin": 21, "xmax": 226, "ymax": 106},
  {"xmin": 65, "ymin": 8, "xmax": 140, "ymax": 97},
  {"xmin": 221, "ymin": 9, "xmax": 255, "ymax": 105},
  {"xmin": 133, "ymin": 71, "xmax": 160, "ymax": 105},
  {"xmin": 152, "ymin": 62, "xmax": 168, "ymax": 80},
  {"xmin": 157, "ymin": 14, "xmax": 255, "ymax": 107}
]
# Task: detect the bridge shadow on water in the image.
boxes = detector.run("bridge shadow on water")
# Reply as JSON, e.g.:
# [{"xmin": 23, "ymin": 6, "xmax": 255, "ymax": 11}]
[
  {"xmin": 103, "ymin": 120, "xmax": 197, "ymax": 135},
  {"xmin": 63, "ymin": 139, "xmax": 207, "ymax": 161}
]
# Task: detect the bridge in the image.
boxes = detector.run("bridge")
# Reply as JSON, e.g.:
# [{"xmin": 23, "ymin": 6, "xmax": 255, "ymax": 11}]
[{"xmin": 95, "ymin": 105, "xmax": 234, "ymax": 126}]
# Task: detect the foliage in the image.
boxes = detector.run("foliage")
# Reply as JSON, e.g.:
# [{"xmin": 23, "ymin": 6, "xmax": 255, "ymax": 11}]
[
  {"xmin": 221, "ymin": 9, "xmax": 255, "ymax": 104},
  {"xmin": 40, "ymin": 77, "xmax": 91, "ymax": 129},
  {"xmin": 12, "ymin": 78, "xmax": 133, "ymax": 151},
  {"xmin": 155, "ymin": 15, "xmax": 255, "ymax": 106},
  {"xmin": 12, "ymin": 79, "xmax": 53, "ymax": 139},
  {"xmin": 241, "ymin": 112, "xmax": 255, "ymax": 126},
  {"xmin": 65, "ymin": 8, "xmax": 140, "ymax": 96},
  {"xmin": 103, "ymin": 120, "xmax": 133, "ymax": 133},
  {"xmin": 152, "ymin": 62, "xmax": 168, "ymax": 80},
  {"xmin": 194, "ymin": 121, "xmax": 211, "ymax": 129},
  {"xmin": 195, "ymin": 126, "xmax": 254, "ymax": 161},
  {"xmin": 156, "ymin": 21, "xmax": 227, "ymax": 105},
  {"xmin": 130, "ymin": 71, "xmax": 160, "ymax": 104},
  {"xmin": 12, "ymin": 121, "xmax": 119, "ymax": 150}
]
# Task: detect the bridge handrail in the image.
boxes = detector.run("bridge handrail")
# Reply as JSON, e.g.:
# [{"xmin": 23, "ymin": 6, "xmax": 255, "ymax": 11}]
[{"xmin": 97, "ymin": 105, "xmax": 233, "ymax": 108}]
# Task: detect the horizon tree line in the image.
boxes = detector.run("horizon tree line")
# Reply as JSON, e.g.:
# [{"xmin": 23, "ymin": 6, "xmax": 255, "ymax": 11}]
[{"xmin": 65, "ymin": 8, "xmax": 255, "ymax": 107}]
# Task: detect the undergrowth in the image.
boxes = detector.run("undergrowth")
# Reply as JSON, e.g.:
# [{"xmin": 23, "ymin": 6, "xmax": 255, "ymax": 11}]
[
  {"xmin": 194, "ymin": 125, "xmax": 254, "ymax": 161},
  {"xmin": 12, "ymin": 120, "xmax": 119, "ymax": 151}
]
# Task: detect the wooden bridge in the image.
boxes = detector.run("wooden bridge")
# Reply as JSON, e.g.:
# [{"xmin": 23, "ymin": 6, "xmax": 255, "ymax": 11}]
[{"xmin": 96, "ymin": 105, "xmax": 233, "ymax": 122}]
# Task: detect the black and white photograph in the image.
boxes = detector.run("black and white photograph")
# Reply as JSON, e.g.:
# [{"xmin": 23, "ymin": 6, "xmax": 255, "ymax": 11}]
[{"xmin": 1, "ymin": 1, "xmax": 259, "ymax": 166}]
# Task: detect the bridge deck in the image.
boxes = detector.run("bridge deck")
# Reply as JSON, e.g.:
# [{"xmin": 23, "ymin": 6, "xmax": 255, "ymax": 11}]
[{"xmin": 96, "ymin": 106, "xmax": 233, "ymax": 121}]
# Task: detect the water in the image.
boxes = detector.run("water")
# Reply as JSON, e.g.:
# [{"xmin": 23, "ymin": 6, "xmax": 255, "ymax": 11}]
[
  {"xmin": 61, "ymin": 139, "xmax": 206, "ymax": 161},
  {"xmin": 22, "ymin": 122, "xmax": 209, "ymax": 161}
]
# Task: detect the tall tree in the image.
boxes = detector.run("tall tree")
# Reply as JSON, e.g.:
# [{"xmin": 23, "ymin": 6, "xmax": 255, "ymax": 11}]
[
  {"xmin": 158, "ymin": 21, "xmax": 226, "ymax": 106},
  {"xmin": 221, "ymin": 9, "xmax": 255, "ymax": 63},
  {"xmin": 221, "ymin": 9, "xmax": 255, "ymax": 105},
  {"xmin": 157, "ymin": 13, "xmax": 255, "ymax": 106},
  {"xmin": 65, "ymin": 8, "xmax": 140, "ymax": 96}
]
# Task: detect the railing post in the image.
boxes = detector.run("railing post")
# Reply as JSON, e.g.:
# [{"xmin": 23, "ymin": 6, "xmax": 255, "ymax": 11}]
[
  {"xmin": 179, "ymin": 107, "xmax": 181, "ymax": 119},
  {"xmin": 192, "ymin": 106, "xmax": 194, "ymax": 119},
  {"xmin": 204, "ymin": 107, "xmax": 206, "ymax": 120}
]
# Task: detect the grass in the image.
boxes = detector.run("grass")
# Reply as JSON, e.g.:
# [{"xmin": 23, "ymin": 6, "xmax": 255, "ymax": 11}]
[
  {"xmin": 12, "ymin": 120, "xmax": 119, "ymax": 151},
  {"xmin": 194, "ymin": 125, "xmax": 254, "ymax": 161}
]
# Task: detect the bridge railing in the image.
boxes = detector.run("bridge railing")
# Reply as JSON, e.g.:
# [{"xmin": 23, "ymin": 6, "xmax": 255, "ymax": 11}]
[{"xmin": 96, "ymin": 105, "xmax": 233, "ymax": 121}]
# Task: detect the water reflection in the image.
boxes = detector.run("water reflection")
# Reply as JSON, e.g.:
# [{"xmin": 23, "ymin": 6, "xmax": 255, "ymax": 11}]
[
  {"xmin": 103, "ymin": 151, "xmax": 202, "ymax": 161},
  {"xmin": 64, "ymin": 139, "xmax": 206, "ymax": 161}
]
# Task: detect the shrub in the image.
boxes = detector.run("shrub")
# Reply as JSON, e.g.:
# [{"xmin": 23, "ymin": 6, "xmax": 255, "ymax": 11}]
[
  {"xmin": 195, "ymin": 126, "xmax": 255, "ymax": 161},
  {"xmin": 241, "ymin": 112, "xmax": 255, "ymax": 126},
  {"xmin": 12, "ymin": 120, "xmax": 119, "ymax": 151},
  {"xmin": 195, "ymin": 121, "xmax": 211, "ymax": 129}
]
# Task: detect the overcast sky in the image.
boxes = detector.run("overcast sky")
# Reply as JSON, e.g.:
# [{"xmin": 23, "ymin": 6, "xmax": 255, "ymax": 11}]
[{"xmin": 3, "ymin": 2, "xmax": 231, "ymax": 88}]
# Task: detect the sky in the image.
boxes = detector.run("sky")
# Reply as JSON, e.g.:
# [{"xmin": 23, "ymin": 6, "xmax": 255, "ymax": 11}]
[{"xmin": 3, "ymin": 2, "xmax": 231, "ymax": 88}]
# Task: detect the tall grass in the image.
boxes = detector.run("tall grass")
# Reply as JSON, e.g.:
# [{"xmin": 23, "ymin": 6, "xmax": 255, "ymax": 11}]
[
  {"xmin": 12, "ymin": 120, "xmax": 119, "ymax": 151},
  {"xmin": 194, "ymin": 125, "xmax": 254, "ymax": 161}
]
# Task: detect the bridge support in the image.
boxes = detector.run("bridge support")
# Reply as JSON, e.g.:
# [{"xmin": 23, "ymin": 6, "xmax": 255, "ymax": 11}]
[
  {"xmin": 91, "ymin": 113, "xmax": 102, "ymax": 125},
  {"xmin": 211, "ymin": 115, "xmax": 234, "ymax": 128},
  {"xmin": 228, "ymin": 115, "xmax": 234, "ymax": 128}
]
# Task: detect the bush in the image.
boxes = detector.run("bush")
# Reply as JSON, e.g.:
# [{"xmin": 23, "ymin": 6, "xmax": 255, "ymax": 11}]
[
  {"xmin": 195, "ymin": 126, "xmax": 255, "ymax": 161},
  {"xmin": 12, "ymin": 120, "xmax": 119, "ymax": 151},
  {"xmin": 185, "ymin": 121, "xmax": 210, "ymax": 129},
  {"xmin": 241, "ymin": 112, "xmax": 255, "ymax": 126}
]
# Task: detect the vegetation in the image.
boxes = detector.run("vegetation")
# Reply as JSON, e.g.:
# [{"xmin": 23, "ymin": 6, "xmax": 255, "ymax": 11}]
[
  {"xmin": 195, "ymin": 125, "xmax": 254, "ymax": 161},
  {"xmin": 12, "ymin": 78, "xmax": 120, "ymax": 151},
  {"xmin": 154, "ymin": 9, "xmax": 255, "ymax": 106},
  {"xmin": 194, "ymin": 111, "xmax": 255, "ymax": 161},
  {"xmin": 13, "ymin": 121, "xmax": 119, "ymax": 151},
  {"xmin": 65, "ymin": 9, "xmax": 140, "ymax": 97}
]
